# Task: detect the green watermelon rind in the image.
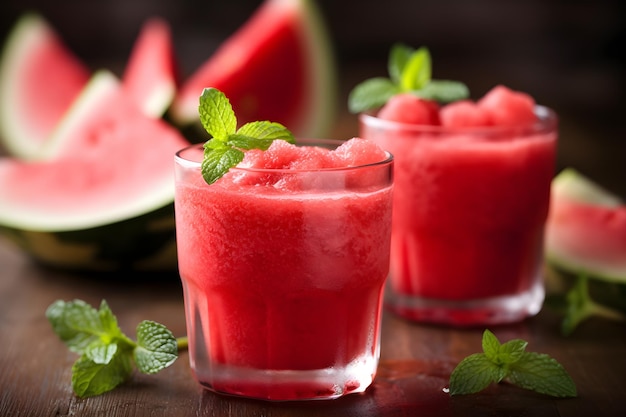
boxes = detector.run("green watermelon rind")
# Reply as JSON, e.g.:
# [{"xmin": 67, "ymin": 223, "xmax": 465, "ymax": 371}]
[
  {"xmin": 544, "ymin": 169, "xmax": 626, "ymax": 330},
  {"xmin": 0, "ymin": 70, "xmax": 185, "ymax": 271},
  {"xmin": 0, "ymin": 204, "xmax": 177, "ymax": 271},
  {"xmin": 545, "ymin": 168, "xmax": 626, "ymax": 284},
  {"xmin": 0, "ymin": 14, "xmax": 45, "ymax": 158},
  {"xmin": 551, "ymin": 168, "xmax": 622, "ymax": 207}
]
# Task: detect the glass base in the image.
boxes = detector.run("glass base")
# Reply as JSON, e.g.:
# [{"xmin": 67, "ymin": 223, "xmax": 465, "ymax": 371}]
[
  {"xmin": 191, "ymin": 354, "xmax": 377, "ymax": 401},
  {"xmin": 384, "ymin": 279, "xmax": 545, "ymax": 326}
]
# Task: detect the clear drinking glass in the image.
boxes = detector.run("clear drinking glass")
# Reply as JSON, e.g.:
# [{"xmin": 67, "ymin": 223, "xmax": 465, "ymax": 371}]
[
  {"xmin": 174, "ymin": 139, "xmax": 393, "ymax": 401},
  {"xmin": 360, "ymin": 106, "xmax": 558, "ymax": 326}
]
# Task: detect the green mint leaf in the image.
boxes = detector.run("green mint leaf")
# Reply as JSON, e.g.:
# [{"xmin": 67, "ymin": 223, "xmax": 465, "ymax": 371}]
[
  {"xmin": 348, "ymin": 43, "xmax": 470, "ymax": 113},
  {"xmin": 198, "ymin": 87, "xmax": 236, "ymax": 140},
  {"xmin": 508, "ymin": 352, "xmax": 577, "ymax": 398},
  {"xmin": 71, "ymin": 349, "xmax": 133, "ymax": 398},
  {"xmin": 134, "ymin": 320, "xmax": 178, "ymax": 374},
  {"xmin": 448, "ymin": 329, "xmax": 577, "ymax": 398},
  {"xmin": 96, "ymin": 300, "xmax": 133, "ymax": 346},
  {"xmin": 546, "ymin": 271, "xmax": 626, "ymax": 336},
  {"xmin": 481, "ymin": 329, "xmax": 527, "ymax": 367},
  {"xmin": 236, "ymin": 121, "xmax": 295, "ymax": 142},
  {"xmin": 388, "ymin": 43, "xmax": 414, "ymax": 85},
  {"xmin": 449, "ymin": 353, "xmax": 503, "ymax": 395},
  {"xmin": 497, "ymin": 339, "xmax": 528, "ymax": 365},
  {"xmin": 481, "ymin": 328, "xmax": 501, "ymax": 359},
  {"xmin": 46, "ymin": 300, "xmax": 97, "ymax": 353},
  {"xmin": 227, "ymin": 133, "xmax": 282, "ymax": 151},
  {"xmin": 348, "ymin": 77, "xmax": 398, "ymax": 114},
  {"xmin": 97, "ymin": 300, "xmax": 120, "ymax": 336},
  {"xmin": 201, "ymin": 146, "xmax": 245, "ymax": 185},
  {"xmin": 230, "ymin": 121, "xmax": 295, "ymax": 150},
  {"xmin": 401, "ymin": 46, "xmax": 431, "ymax": 90},
  {"xmin": 198, "ymin": 88, "xmax": 294, "ymax": 185},
  {"xmin": 46, "ymin": 299, "xmax": 109, "ymax": 353},
  {"xmin": 85, "ymin": 341, "xmax": 118, "ymax": 365},
  {"xmin": 561, "ymin": 273, "xmax": 625, "ymax": 336},
  {"xmin": 562, "ymin": 274, "xmax": 597, "ymax": 335},
  {"xmin": 412, "ymin": 79, "xmax": 470, "ymax": 103},
  {"xmin": 49, "ymin": 299, "xmax": 186, "ymax": 398}
]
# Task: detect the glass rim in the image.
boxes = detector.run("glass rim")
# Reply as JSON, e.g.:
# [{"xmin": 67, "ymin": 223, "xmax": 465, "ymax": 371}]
[
  {"xmin": 175, "ymin": 138, "xmax": 394, "ymax": 174},
  {"xmin": 359, "ymin": 104, "xmax": 558, "ymax": 135}
]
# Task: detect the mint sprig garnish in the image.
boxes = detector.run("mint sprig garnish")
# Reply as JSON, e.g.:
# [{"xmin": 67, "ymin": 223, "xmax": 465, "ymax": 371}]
[
  {"xmin": 198, "ymin": 87, "xmax": 295, "ymax": 184},
  {"xmin": 348, "ymin": 44, "xmax": 469, "ymax": 113},
  {"xmin": 46, "ymin": 299, "xmax": 188, "ymax": 398},
  {"xmin": 448, "ymin": 329, "xmax": 577, "ymax": 398}
]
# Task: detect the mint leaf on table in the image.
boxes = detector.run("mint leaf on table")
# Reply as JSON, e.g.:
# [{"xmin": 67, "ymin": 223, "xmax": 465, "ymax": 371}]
[
  {"xmin": 46, "ymin": 299, "xmax": 132, "ymax": 353},
  {"xmin": 72, "ymin": 346, "xmax": 133, "ymax": 398},
  {"xmin": 134, "ymin": 320, "xmax": 178, "ymax": 374},
  {"xmin": 449, "ymin": 329, "xmax": 577, "ymax": 398},
  {"xmin": 508, "ymin": 352, "xmax": 578, "ymax": 398},
  {"xmin": 348, "ymin": 43, "xmax": 470, "ymax": 114},
  {"xmin": 560, "ymin": 273, "xmax": 626, "ymax": 336},
  {"xmin": 198, "ymin": 87, "xmax": 294, "ymax": 185},
  {"xmin": 46, "ymin": 299, "xmax": 187, "ymax": 398},
  {"xmin": 447, "ymin": 353, "xmax": 503, "ymax": 395}
]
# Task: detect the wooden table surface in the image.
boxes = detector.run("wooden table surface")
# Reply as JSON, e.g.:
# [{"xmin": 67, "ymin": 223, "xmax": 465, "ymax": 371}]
[{"xmin": 1, "ymin": 236, "xmax": 625, "ymax": 417}]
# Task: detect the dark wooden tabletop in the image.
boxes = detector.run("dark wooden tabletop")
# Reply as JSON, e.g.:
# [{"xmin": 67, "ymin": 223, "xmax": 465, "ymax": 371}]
[{"xmin": 1, "ymin": 237, "xmax": 625, "ymax": 417}]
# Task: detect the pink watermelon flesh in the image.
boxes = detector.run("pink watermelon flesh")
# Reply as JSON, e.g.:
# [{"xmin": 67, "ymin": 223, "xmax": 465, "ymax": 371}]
[
  {"xmin": 477, "ymin": 84, "xmax": 537, "ymax": 126},
  {"xmin": 377, "ymin": 93, "xmax": 440, "ymax": 125},
  {"xmin": 439, "ymin": 99, "xmax": 491, "ymax": 128},
  {"xmin": 223, "ymin": 138, "xmax": 388, "ymax": 191},
  {"xmin": 379, "ymin": 85, "xmax": 538, "ymax": 128},
  {"xmin": 242, "ymin": 137, "xmax": 387, "ymax": 170},
  {"xmin": 170, "ymin": 0, "xmax": 336, "ymax": 138},
  {"xmin": 122, "ymin": 17, "xmax": 178, "ymax": 118},
  {"xmin": 546, "ymin": 201, "xmax": 626, "ymax": 280},
  {"xmin": 0, "ymin": 13, "xmax": 90, "ymax": 159},
  {"xmin": 545, "ymin": 169, "xmax": 626, "ymax": 282},
  {"xmin": 0, "ymin": 71, "xmax": 189, "ymax": 231}
]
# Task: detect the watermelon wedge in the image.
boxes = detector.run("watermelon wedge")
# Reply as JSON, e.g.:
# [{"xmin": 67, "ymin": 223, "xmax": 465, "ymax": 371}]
[
  {"xmin": 0, "ymin": 13, "xmax": 90, "ymax": 160},
  {"xmin": 545, "ymin": 168, "xmax": 626, "ymax": 282},
  {"xmin": 0, "ymin": 70, "xmax": 189, "ymax": 270},
  {"xmin": 122, "ymin": 17, "xmax": 178, "ymax": 118},
  {"xmin": 169, "ymin": 0, "xmax": 337, "ymax": 138},
  {"xmin": 543, "ymin": 168, "xmax": 626, "ymax": 334}
]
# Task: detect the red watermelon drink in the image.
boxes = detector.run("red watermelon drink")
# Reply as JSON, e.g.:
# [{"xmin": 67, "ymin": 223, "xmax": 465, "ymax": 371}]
[
  {"xmin": 359, "ymin": 85, "xmax": 558, "ymax": 326},
  {"xmin": 174, "ymin": 138, "xmax": 393, "ymax": 400}
]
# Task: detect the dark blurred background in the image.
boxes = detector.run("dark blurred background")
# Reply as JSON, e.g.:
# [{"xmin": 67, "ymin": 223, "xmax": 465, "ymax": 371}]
[{"xmin": 1, "ymin": 0, "xmax": 624, "ymax": 195}]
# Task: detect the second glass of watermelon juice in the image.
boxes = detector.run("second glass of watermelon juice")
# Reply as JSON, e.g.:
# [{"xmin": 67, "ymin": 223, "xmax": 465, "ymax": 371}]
[
  {"xmin": 360, "ymin": 106, "xmax": 557, "ymax": 326},
  {"xmin": 174, "ymin": 138, "xmax": 393, "ymax": 401}
]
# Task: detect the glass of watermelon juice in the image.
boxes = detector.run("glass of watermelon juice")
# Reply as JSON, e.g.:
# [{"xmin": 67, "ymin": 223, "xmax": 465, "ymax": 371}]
[
  {"xmin": 359, "ymin": 104, "xmax": 557, "ymax": 326},
  {"xmin": 174, "ymin": 138, "xmax": 394, "ymax": 401}
]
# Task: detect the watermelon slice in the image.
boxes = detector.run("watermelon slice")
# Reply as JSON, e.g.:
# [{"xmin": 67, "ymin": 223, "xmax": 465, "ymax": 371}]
[
  {"xmin": 122, "ymin": 17, "xmax": 178, "ymax": 118},
  {"xmin": 169, "ymin": 0, "xmax": 337, "ymax": 138},
  {"xmin": 545, "ymin": 168, "xmax": 626, "ymax": 282},
  {"xmin": 0, "ymin": 70, "xmax": 189, "ymax": 270},
  {"xmin": 0, "ymin": 13, "xmax": 90, "ymax": 159},
  {"xmin": 544, "ymin": 168, "xmax": 626, "ymax": 333}
]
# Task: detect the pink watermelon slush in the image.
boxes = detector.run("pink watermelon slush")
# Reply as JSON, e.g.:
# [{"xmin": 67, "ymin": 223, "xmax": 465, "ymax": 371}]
[
  {"xmin": 360, "ymin": 86, "xmax": 558, "ymax": 325},
  {"xmin": 174, "ymin": 138, "xmax": 393, "ymax": 400}
]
